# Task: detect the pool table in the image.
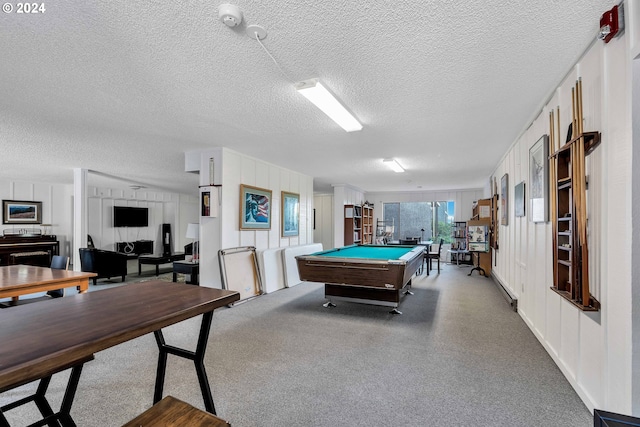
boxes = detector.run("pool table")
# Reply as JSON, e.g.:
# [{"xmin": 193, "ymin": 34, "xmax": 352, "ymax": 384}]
[{"xmin": 296, "ymin": 244, "xmax": 424, "ymax": 314}]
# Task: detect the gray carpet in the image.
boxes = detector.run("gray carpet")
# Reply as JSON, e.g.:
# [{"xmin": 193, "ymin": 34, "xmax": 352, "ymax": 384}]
[{"xmin": 0, "ymin": 264, "xmax": 592, "ymax": 426}]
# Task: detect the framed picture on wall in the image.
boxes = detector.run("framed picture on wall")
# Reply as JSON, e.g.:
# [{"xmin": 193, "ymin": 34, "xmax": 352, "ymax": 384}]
[
  {"xmin": 281, "ymin": 191, "xmax": 300, "ymax": 237},
  {"xmin": 240, "ymin": 185, "xmax": 272, "ymax": 230},
  {"xmin": 2, "ymin": 200, "xmax": 42, "ymax": 224},
  {"xmin": 515, "ymin": 181, "xmax": 526, "ymax": 217},
  {"xmin": 500, "ymin": 174, "xmax": 509, "ymax": 225},
  {"xmin": 529, "ymin": 134, "xmax": 549, "ymax": 223}
]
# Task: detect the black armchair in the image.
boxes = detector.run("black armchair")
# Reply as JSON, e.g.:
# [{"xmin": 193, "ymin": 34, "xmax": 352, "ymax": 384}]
[{"xmin": 79, "ymin": 248, "xmax": 128, "ymax": 285}]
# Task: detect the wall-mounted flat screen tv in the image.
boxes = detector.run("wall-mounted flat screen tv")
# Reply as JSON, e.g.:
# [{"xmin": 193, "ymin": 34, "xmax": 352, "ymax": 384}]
[{"xmin": 113, "ymin": 206, "xmax": 148, "ymax": 227}]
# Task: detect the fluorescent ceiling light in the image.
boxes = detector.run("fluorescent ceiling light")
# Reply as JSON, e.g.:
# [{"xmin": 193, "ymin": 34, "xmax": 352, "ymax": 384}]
[
  {"xmin": 295, "ymin": 79, "xmax": 362, "ymax": 132},
  {"xmin": 383, "ymin": 158, "xmax": 405, "ymax": 173}
]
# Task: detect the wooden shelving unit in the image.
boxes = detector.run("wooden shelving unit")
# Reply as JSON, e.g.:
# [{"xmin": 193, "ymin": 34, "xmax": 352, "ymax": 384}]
[
  {"xmin": 361, "ymin": 203, "xmax": 373, "ymax": 244},
  {"xmin": 550, "ymin": 132, "xmax": 600, "ymax": 310},
  {"xmin": 451, "ymin": 221, "xmax": 467, "ymax": 250},
  {"xmin": 344, "ymin": 204, "xmax": 362, "ymax": 245},
  {"xmin": 549, "ymin": 78, "xmax": 600, "ymax": 311}
]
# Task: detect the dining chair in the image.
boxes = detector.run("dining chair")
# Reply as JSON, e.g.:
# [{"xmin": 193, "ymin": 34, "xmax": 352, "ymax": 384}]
[
  {"xmin": 47, "ymin": 255, "xmax": 70, "ymax": 298},
  {"xmin": 426, "ymin": 239, "xmax": 444, "ymax": 275}
]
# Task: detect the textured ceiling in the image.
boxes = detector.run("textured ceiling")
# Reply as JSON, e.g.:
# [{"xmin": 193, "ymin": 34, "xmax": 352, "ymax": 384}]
[{"xmin": 0, "ymin": 0, "xmax": 610, "ymax": 194}]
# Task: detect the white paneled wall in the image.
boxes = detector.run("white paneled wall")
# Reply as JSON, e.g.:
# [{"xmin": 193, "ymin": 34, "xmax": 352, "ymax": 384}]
[
  {"xmin": 86, "ymin": 186, "xmax": 197, "ymax": 254},
  {"xmin": 0, "ymin": 180, "xmax": 74, "ymax": 259},
  {"xmin": 198, "ymin": 147, "xmax": 314, "ymax": 289},
  {"xmin": 0, "ymin": 179, "xmax": 196, "ymax": 266},
  {"xmin": 490, "ymin": 33, "xmax": 633, "ymax": 413}
]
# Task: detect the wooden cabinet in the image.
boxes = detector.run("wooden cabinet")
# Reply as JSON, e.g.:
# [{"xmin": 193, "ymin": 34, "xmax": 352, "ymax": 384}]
[
  {"xmin": 472, "ymin": 198, "xmax": 492, "ymax": 220},
  {"xmin": 550, "ymin": 131, "xmax": 600, "ymax": 310},
  {"xmin": 344, "ymin": 205, "xmax": 362, "ymax": 245}
]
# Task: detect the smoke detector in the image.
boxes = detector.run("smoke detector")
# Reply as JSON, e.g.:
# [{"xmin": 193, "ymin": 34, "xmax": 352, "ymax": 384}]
[{"xmin": 218, "ymin": 4, "xmax": 242, "ymax": 27}]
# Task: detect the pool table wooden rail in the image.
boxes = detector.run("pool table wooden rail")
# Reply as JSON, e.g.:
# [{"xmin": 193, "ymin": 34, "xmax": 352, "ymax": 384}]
[{"xmin": 296, "ymin": 245, "xmax": 424, "ymax": 313}]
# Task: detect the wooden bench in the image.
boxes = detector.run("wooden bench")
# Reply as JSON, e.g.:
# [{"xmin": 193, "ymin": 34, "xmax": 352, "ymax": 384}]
[{"xmin": 122, "ymin": 396, "xmax": 231, "ymax": 427}]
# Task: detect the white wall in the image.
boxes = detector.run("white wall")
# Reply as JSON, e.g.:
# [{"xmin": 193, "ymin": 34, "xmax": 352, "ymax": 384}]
[
  {"xmin": 313, "ymin": 194, "xmax": 334, "ymax": 251},
  {"xmin": 86, "ymin": 186, "xmax": 197, "ymax": 254},
  {"xmin": 332, "ymin": 184, "xmax": 366, "ymax": 247},
  {"xmin": 491, "ymin": 27, "xmax": 634, "ymax": 414},
  {"xmin": 0, "ymin": 180, "xmax": 74, "ymax": 259},
  {"xmin": 0, "ymin": 178, "xmax": 197, "ymax": 267},
  {"xmin": 196, "ymin": 147, "xmax": 314, "ymax": 289}
]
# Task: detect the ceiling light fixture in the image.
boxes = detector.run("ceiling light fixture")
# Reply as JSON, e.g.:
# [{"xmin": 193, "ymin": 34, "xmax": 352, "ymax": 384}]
[
  {"xmin": 383, "ymin": 158, "xmax": 405, "ymax": 173},
  {"xmin": 295, "ymin": 79, "xmax": 362, "ymax": 132}
]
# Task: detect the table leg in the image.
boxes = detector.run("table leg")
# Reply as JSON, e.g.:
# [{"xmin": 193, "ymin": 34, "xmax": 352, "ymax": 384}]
[
  {"xmin": 153, "ymin": 311, "xmax": 216, "ymax": 414},
  {"xmin": 138, "ymin": 262, "xmax": 142, "ymax": 276},
  {"xmin": 172, "ymin": 272, "xmax": 177, "ymax": 282},
  {"xmin": 0, "ymin": 360, "xmax": 89, "ymax": 427}
]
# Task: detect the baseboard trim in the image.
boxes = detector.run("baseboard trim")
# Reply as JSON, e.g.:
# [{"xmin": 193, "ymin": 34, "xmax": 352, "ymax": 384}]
[{"xmin": 490, "ymin": 273, "xmax": 518, "ymax": 312}]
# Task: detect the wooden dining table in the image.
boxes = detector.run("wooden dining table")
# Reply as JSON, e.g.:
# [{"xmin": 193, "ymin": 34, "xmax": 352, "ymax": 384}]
[
  {"xmin": 0, "ymin": 280, "xmax": 240, "ymax": 427},
  {"xmin": 0, "ymin": 264, "xmax": 96, "ymax": 305}
]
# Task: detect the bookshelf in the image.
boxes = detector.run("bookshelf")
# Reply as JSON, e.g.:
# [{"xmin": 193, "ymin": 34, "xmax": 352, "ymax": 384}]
[
  {"xmin": 361, "ymin": 203, "xmax": 373, "ymax": 244},
  {"xmin": 344, "ymin": 204, "xmax": 362, "ymax": 245}
]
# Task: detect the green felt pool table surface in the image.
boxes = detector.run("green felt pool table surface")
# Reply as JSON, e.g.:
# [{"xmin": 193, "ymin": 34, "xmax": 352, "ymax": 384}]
[{"xmin": 309, "ymin": 245, "xmax": 416, "ymax": 261}]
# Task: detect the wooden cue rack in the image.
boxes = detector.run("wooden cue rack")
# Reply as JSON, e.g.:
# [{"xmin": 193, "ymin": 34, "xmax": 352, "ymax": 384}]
[{"xmin": 549, "ymin": 78, "xmax": 601, "ymax": 311}]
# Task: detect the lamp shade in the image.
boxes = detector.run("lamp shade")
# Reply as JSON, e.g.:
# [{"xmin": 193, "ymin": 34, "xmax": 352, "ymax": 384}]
[{"xmin": 186, "ymin": 223, "xmax": 199, "ymax": 240}]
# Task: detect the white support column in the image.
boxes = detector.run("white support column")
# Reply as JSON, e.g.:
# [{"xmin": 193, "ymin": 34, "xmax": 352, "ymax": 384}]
[{"xmin": 72, "ymin": 168, "xmax": 88, "ymax": 271}]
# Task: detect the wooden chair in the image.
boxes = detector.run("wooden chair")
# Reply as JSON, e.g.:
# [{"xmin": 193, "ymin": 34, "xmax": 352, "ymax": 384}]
[
  {"xmin": 46, "ymin": 255, "xmax": 69, "ymax": 298},
  {"xmin": 426, "ymin": 239, "xmax": 444, "ymax": 275},
  {"xmin": 121, "ymin": 396, "xmax": 231, "ymax": 427}
]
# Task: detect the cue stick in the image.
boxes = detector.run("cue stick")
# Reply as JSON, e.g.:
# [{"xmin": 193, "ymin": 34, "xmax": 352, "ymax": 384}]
[
  {"xmin": 549, "ymin": 110, "xmax": 558, "ymax": 288},
  {"xmin": 577, "ymin": 78, "xmax": 584, "ymax": 135},
  {"xmin": 571, "ymin": 87, "xmax": 577, "ymax": 140}
]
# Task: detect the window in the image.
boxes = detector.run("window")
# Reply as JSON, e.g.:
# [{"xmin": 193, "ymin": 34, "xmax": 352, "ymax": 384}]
[{"xmin": 382, "ymin": 201, "xmax": 454, "ymax": 243}]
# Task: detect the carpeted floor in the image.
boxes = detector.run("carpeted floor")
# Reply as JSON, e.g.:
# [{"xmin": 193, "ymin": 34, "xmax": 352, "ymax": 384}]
[{"xmin": 0, "ymin": 264, "xmax": 592, "ymax": 426}]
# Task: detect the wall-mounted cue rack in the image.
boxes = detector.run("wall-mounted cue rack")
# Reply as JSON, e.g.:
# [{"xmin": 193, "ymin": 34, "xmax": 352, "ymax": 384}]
[{"xmin": 549, "ymin": 78, "xmax": 601, "ymax": 311}]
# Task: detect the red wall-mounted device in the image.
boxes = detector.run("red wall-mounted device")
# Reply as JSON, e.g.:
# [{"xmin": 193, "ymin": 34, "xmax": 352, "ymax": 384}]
[{"xmin": 599, "ymin": 4, "xmax": 623, "ymax": 43}]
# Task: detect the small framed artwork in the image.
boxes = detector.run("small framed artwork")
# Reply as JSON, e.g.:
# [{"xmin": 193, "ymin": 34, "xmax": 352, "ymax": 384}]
[
  {"xmin": 2, "ymin": 200, "xmax": 42, "ymax": 224},
  {"xmin": 240, "ymin": 185, "xmax": 272, "ymax": 230},
  {"xmin": 515, "ymin": 181, "xmax": 526, "ymax": 217},
  {"xmin": 281, "ymin": 191, "xmax": 300, "ymax": 237},
  {"xmin": 530, "ymin": 135, "xmax": 549, "ymax": 222},
  {"xmin": 500, "ymin": 174, "xmax": 509, "ymax": 225}
]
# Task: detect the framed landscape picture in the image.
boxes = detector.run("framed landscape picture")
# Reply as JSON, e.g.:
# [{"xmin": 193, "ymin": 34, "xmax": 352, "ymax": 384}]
[
  {"xmin": 515, "ymin": 181, "xmax": 526, "ymax": 217},
  {"xmin": 281, "ymin": 191, "xmax": 300, "ymax": 237},
  {"xmin": 500, "ymin": 174, "xmax": 508, "ymax": 225},
  {"xmin": 2, "ymin": 200, "xmax": 42, "ymax": 224},
  {"xmin": 529, "ymin": 135, "xmax": 549, "ymax": 223},
  {"xmin": 240, "ymin": 185, "xmax": 272, "ymax": 230}
]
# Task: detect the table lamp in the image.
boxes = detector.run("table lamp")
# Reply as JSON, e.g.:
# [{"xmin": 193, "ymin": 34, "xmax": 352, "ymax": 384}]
[{"xmin": 186, "ymin": 223, "xmax": 199, "ymax": 262}]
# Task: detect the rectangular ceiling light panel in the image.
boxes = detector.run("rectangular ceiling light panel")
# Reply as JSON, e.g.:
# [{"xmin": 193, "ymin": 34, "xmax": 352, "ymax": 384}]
[{"xmin": 296, "ymin": 79, "xmax": 363, "ymax": 132}]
